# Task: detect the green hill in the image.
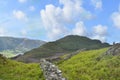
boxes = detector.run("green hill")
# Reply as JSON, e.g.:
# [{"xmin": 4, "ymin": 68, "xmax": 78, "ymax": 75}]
[
  {"xmin": 0, "ymin": 37, "xmax": 45, "ymax": 57},
  {"xmin": 58, "ymin": 48, "xmax": 120, "ymax": 80},
  {"xmin": 0, "ymin": 54, "xmax": 44, "ymax": 80},
  {"xmin": 15, "ymin": 35, "xmax": 110, "ymax": 63}
]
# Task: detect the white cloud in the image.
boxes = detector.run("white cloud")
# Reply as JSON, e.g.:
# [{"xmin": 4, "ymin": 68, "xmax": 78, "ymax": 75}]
[
  {"xmin": 119, "ymin": 5, "xmax": 120, "ymax": 11},
  {"xmin": 21, "ymin": 29, "xmax": 27, "ymax": 36},
  {"xmin": 13, "ymin": 10, "xmax": 28, "ymax": 21},
  {"xmin": 91, "ymin": 0, "xmax": 102, "ymax": 10},
  {"xmin": 29, "ymin": 6, "xmax": 35, "ymax": 11},
  {"xmin": 60, "ymin": 0, "xmax": 92, "ymax": 22},
  {"xmin": 93, "ymin": 25, "xmax": 107, "ymax": 36},
  {"xmin": 40, "ymin": 0, "xmax": 93, "ymax": 40},
  {"xmin": 18, "ymin": 0, "xmax": 27, "ymax": 3},
  {"xmin": 72, "ymin": 21, "xmax": 87, "ymax": 36},
  {"xmin": 92, "ymin": 25, "xmax": 107, "ymax": 42},
  {"xmin": 0, "ymin": 27, "xmax": 6, "ymax": 36},
  {"xmin": 40, "ymin": 5, "xmax": 67, "ymax": 40},
  {"xmin": 111, "ymin": 6, "xmax": 120, "ymax": 28}
]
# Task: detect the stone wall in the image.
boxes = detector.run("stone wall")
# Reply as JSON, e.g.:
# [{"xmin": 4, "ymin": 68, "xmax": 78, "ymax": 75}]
[{"xmin": 40, "ymin": 59, "xmax": 66, "ymax": 80}]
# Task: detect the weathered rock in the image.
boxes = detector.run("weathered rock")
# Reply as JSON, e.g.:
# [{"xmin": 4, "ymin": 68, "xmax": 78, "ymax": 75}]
[
  {"xmin": 40, "ymin": 59, "xmax": 66, "ymax": 80},
  {"xmin": 96, "ymin": 43, "xmax": 120, "ymax": 61},
  {"xmin": 105, "ymin": 43, "xmax": 120, "ymax": 56}
]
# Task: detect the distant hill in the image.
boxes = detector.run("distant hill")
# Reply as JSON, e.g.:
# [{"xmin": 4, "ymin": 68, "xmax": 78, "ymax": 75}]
[
  {"xmin": 0, "ymin": 37, "xmax": 46, "ymax": 57},
  {"xmin": 15, "ymin": 35, "xmax": 110, "ymax": 63}
]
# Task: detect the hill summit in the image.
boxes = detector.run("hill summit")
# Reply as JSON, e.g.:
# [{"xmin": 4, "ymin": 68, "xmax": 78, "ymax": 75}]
[{"xmin": 15, "ymin": 35, "xmax": 110, "ymax": 63}]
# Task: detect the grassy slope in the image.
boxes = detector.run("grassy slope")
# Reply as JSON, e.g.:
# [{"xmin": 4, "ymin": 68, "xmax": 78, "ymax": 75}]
[
  {"xmin": 58, "ymin": 48, "xmax": 120, "ymax": 80},
  {"xmin": 0, "ymin": 55, "xmax": 44, "ymax": 80}
]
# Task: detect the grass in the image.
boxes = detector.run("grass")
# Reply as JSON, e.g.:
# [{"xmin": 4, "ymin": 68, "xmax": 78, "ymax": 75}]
[
  {"xmin": 58, "ymin": 48, "xmax": 120, "ymax": 80},
  {"xmin": 0, "ymin": 55, "xmax": 45, "ymax": 80}
]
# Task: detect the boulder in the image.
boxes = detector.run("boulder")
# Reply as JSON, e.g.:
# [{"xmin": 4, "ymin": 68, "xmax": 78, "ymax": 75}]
[{"xmin": 105, "ymin": 43, "xmax": 120, "ymax": 56}]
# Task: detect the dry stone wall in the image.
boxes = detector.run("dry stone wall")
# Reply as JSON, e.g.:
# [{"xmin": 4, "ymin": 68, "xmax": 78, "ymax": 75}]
[{"xmin": 40, "ymin": 59, "xmax": 66, "ymax": 80}]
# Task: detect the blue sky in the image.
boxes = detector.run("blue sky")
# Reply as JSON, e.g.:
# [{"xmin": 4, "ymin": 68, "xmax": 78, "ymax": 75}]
[{"xmin": 0, "ymin": 0, "xmax": 120, "ymax": 44}]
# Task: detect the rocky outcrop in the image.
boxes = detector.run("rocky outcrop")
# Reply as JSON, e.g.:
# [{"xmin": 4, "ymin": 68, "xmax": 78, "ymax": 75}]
[
  {"xmin": 105, "ymin": 43, "xmax": 120, "ymax": 56},
  {"xmin": 96, "ymin": 43, "xmax": 120, "ymax": 61},
  {"xmin": 40, "ymin": 59, "xmax": 66, "ymax": 80}
]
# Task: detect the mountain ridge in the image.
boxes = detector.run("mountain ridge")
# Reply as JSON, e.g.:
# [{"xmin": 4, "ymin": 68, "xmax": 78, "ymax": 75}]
[
  {"xmin": 0, "ymin": 37, "xmax": 46, "ymax": 57},
  {"xmin": 14, "ymin": 35, "xmax": 110, "ymax": 63}
]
